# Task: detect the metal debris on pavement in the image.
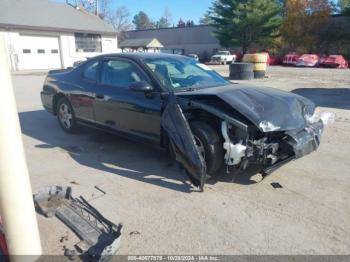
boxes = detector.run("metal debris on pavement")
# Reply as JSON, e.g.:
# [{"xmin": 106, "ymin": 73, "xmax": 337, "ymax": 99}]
[{"xmin": 33, "ymin": 186, "xmax": 123, "ymax": 261}]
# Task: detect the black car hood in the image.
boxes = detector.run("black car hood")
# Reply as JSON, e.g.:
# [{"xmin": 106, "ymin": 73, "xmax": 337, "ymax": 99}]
[{"xmin": 177, "ymin": 84, "xmax": 315, "ymax": 132}]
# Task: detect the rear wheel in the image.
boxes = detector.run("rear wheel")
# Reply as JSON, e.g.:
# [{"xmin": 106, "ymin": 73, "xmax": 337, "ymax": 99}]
[
  {"xmin": 56, "ymin": 97, "xmax": 77, "ymax": 133},
  {"xmin": 190, "ymin": 121, "xmax": 224, "ymax": 176}
]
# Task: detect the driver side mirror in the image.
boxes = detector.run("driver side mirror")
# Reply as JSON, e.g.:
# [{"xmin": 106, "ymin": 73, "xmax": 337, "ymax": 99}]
[{"xmin": 129, "ymin": 81, "xmax": 154, "ymax": 93}]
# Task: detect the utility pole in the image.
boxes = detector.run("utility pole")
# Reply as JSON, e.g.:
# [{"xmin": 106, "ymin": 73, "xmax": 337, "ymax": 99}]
[
  {"xmin": 0, "ymin": 37, "xmax": 42, "ymax": 259},
  {"xmin": 95, "ymin": 0, "xmax": 99, "ymax": 16}
]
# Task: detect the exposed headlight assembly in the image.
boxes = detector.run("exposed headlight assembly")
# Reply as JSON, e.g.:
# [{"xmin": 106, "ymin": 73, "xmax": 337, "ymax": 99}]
[{"xmin": 306, "ymin": 108, "xmax": 336, "ymax": 125}]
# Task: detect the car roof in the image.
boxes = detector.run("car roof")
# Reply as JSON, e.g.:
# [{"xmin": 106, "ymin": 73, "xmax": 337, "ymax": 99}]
[{"xmin": 96, "ymin": 52, "xmax": 188, "ymax": 61}]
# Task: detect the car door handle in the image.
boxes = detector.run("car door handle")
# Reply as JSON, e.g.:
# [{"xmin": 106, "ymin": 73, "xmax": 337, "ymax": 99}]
[{"xmin": 96, "ymin": 94, "xmax": 104, "ymax": 99}]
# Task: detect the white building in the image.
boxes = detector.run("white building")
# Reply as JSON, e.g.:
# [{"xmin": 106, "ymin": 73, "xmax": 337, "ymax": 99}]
[{"xmin": 0, "ymin": 0, "xmax": 118, "ymax": 71}]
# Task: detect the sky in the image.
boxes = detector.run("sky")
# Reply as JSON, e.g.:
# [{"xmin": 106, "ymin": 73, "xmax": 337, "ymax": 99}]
[{"xmin": 55, "ymin": 0, "xmax": 214, "ymax": 25}]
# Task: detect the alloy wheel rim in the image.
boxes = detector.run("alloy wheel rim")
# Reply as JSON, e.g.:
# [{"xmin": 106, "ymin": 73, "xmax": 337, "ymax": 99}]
[{"xmin": 59, "ymin": 103, "xmax": 73, "ymax": 129}]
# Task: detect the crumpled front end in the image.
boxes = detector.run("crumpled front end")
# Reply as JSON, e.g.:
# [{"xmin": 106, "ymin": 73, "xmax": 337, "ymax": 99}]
[
  {"xmin": 221, "ymin": 119, "xmax": 324, "ymax": 176},
  {"xmin": 162, "ymin": 88, "xmax": 329, "ymax": 190},
  {"xmin": 285, "ymin": 121, "xmax": 323, "ymax": 159}
]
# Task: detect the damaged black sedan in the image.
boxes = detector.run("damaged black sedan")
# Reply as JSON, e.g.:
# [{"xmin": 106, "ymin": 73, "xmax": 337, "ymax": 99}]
[{"xmin": 41, "ymin": 53, "xmax": 324, "ymax": 190}]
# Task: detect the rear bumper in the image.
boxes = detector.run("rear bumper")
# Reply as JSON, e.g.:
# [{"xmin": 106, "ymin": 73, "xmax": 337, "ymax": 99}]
[{"xmin": 40, "ymin": 91, "xmax": 54, "ymax": 114}]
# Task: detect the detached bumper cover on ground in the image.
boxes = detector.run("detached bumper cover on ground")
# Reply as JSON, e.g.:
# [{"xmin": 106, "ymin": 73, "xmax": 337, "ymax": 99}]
[{"xmin": 33, "ymin": 186, "xmax": 122, "ymax": 259}]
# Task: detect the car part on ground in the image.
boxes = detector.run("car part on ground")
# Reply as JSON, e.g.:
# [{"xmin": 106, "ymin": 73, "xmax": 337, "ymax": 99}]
[
  {"xmin": 283, "ymin": 52, "xmax": 301, "ymax": 66},
  {"xmin": 296, "ymin": 54, "xmax": 320, "ymax": 67},
  {"xmin": 229, "ymin": 63, "xmax": 254, "ymax": 80},
  {"xmin": 320, "ymin": 55, "xmax": 349, "ymax": 69},
  {"xmin": 33, "ymin": 186, "xmax": 123, "ymax": 260}
]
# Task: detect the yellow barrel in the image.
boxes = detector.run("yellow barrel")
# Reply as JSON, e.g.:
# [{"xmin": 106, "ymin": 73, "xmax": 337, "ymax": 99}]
[
  {"xmin": 253, "ymin": 62, "xmax": 267, "ymax": 71},
  {"xmin": 242, "ymin": 53, "xmax": 268, "ymax": 79},
  {"xmin": 243, "ymin": 53, "xmax": 269, "ymax": 63}
]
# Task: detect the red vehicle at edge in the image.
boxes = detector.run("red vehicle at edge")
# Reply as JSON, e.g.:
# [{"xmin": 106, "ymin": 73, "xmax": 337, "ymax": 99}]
[
  {"xmin": 283, "ymin": 52, "xmax": 301, "ymax": 66},
  {"xmin": 296, "ymin": 54, "xmax": 320, "ymax": 67},
  {"xmin": 320, "ymin": 55, "xmax": 349, "ymax": 69}
]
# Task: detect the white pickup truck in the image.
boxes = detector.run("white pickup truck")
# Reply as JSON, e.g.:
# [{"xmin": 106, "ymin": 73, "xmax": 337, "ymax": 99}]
[{"xmin": 211, "ymin": 51, "xmax": 236, "ymax": 65}]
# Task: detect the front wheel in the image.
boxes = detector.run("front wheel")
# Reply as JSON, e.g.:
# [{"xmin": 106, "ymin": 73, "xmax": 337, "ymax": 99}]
[
  {"xmin": 190, "ymin": 122, "xmax": 224, "ymax": 176},
  {"xmin": 56, "ymin": 97, "xmax": 77, "ymax": 133}
]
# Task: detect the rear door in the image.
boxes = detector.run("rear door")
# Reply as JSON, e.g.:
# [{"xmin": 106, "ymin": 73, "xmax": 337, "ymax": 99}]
[{"xmin": 93, "ymin": 57, "xmax": 162, "ymax": 142}]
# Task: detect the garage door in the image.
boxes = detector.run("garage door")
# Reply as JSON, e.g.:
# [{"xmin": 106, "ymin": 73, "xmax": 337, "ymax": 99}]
[{"xmin": 18, "ymin": 35, "xmax": 62, "ymax": 70}]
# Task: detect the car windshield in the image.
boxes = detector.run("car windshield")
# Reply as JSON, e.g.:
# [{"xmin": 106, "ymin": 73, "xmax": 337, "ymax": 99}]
[
  {"xmin": 217, "ymin": 51, "xmax": 228, "ymax": 55},
  {"xmin": 144, "ymin": 56, "xmax": 229, "ymax": 91}
]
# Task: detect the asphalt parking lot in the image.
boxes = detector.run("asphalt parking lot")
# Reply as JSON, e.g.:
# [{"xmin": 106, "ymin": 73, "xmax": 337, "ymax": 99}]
[{"xmin": 12, "ymin": 66, "xmax": 350, "ymax": 255}]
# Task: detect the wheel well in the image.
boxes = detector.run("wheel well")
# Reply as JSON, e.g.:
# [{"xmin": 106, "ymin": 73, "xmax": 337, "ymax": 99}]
[
  {"xmin": 160, "ymin": 109, "xmax": 223, "ymax": 150},
  {"xmin": 187, "ymin": 109, "xmax": 223, "ymax": 133},
  {"xmin": 52, "ymin": 93, "xmax": 66, "ymax": 115}
]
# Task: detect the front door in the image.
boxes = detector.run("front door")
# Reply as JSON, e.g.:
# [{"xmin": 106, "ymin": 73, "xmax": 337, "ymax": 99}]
[
  {"xmin": 161, "ymin": 94, "xmax": 207, "ymax": 191},
  {"xmin": 93, "ymin": 58, "xmax": 162, "ymax": 142}
]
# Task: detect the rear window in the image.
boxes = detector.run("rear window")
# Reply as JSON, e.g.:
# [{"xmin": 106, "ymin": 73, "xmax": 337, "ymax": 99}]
[{"xmin": 83, "ymin": 61, "xmax": 99, "ymax": 81}]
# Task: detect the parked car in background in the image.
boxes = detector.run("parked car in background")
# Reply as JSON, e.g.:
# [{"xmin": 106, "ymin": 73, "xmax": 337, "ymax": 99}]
[
  {"xmin": 187, "ymin": 54, "xmax": 199, "ymax": 61},
  {"xmin": 41, "ymin": 53, "xmax": 325, "ymax": 190},
  {"xmin": 320, "ymin": 55, "xmax": 349, "ymax": 69},
  {"xmin": 269, "ymin": 55, "xmax": 282, "ymax": 66},
  {"xmin": 211, "ymin": 51, "xmax": 236, "ymax": 65},
  {"xmin": 296, "ymin": 54, "xmax": 320, "ymax": 67},
  {"xmin": 283, "ymin": 52, "xmax": 301, "ymax": 66}
]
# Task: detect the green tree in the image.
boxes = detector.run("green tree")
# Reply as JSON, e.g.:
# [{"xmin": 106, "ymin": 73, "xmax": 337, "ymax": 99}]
[
  {"xmin": 339, "ymin": 0, "xmax": 350, "ymax": 13},
  {"xmin": 133, "ymin": 11, "xmax": 156, "ymax": 30},
  {"xmin": 157, "ymin": 17, "xmax": 170, "ymax": 28},
  {"xmin": 210, "ymin": 0, "xmax": 283, "ymax": 53},
  {"xmin": 281, "ymin": 0, "xmax": 333, "ymax": 52},
  {"xmin": 157, "ymin": 9, "xmax": 172, "ymax": 28},
  {"xmin": 199, "ymin": 10, "xmax": 213, "ymax": 24}
]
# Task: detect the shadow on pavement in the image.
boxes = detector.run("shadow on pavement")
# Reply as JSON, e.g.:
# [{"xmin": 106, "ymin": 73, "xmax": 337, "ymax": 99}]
[
  {"xmin": 19, "ymin": 110, "xmax": 194, "ymax": 193},
  {"xmin": 19, "ymin": 110, "xmax": 264, "ymax": 192},
  {"xmin": 291, "ymin": 88, "xmax": 350, "ymax": 110}
]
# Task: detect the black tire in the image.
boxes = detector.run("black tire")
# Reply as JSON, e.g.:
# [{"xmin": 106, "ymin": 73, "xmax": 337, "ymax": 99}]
[
  {"xmin": 56, "ymin": 96, "xmax": 77, "ymax": 133},
  {"xmin": 230, "ymin": 71, "xmax": 254, "ymax": 80},
  {"xmin": 190, "ymin": 121, "xmax": 224, "ymax": 176},
  {"xmin": 229, "ymin": 62, "xmax": 254, "ymax": 73},
  {"xmin": 254, "ymin": 70, "xmax": 266, "ymax": 79}
]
